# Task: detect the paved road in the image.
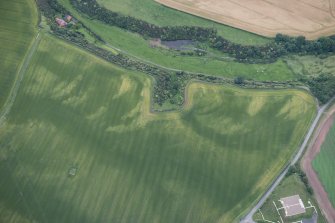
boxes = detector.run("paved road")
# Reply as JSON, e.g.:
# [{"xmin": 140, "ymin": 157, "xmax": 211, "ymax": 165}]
[
  {"xmin": 240, "ymin": 97, "xmax": 335, "ymax": 223},
  {"xmin": 0, "ymin": 32, "xmax": 41, "ymax": 127}
]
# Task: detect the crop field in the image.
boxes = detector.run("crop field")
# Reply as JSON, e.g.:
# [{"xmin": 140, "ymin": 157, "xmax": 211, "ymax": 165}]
[
  {"xmin": 97, "ymin": 0, "xmax": 269, "ymax": 45},
  {"xmin": 155, "ymin": 0, "xmax": 335, "ymax": 39},
  {"xmin": 0, "ymin": 0, "xmax": 37, "ymax": 109},
  {"xmin": 0, "ymin": 34, "xmax": 317, "ymax": 223},
  {"xmin": 313, "ymin": 117, "xmax": 335, "ymax": 207},
  {"xmin": 59, "ymin": 0, "xmax": 296, "ymax": 82}
]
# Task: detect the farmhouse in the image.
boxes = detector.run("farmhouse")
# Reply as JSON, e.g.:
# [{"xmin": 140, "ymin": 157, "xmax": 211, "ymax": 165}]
[
  {"xmin": 55, "ymin": 17, "xmax": 67, "ymax": 27},
  {"xmin": 279, "ymin": 195, "xmax": 306, "ymax": 217}
]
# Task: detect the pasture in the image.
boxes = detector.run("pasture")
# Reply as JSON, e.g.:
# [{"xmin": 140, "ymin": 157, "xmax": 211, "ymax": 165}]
[
  {"xmin": 285, "ymin": 55, "xmax": 335, "ymax": 79},
  {"xmin": 313, "ymin": 117, "xmax": 335, "ymax": 207},
  {"xmin": 0, "ymin": 34, "xmax": 317, "ymax": 223},
  {"xmin": 0, "ymin": 0, "xmax": 37, "ymax": 109},
  {"xmin": 97, "ymin": 0, "xmax": 269, "ymax": 45},
  {"xmin": 155, "ymin": 0, "xmax": 335, "ymax": 39},
  {"xmin": 59, "ymin": 0, "xmax": 296, "ymax": 82}
]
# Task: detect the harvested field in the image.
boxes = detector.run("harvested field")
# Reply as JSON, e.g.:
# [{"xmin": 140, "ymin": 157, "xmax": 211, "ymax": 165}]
[
  {"xmin": 0, "ymin": 34, "xmax": 317, "ymax": 223},
  {"xmin": 155, "ymin": 0, "xmax": 335, "ymax": 39}
]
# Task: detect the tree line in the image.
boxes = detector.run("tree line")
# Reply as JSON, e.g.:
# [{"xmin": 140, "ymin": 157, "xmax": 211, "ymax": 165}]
[
  {"xmin": 71, "ymin": 0, "xmax": 335, "ymax": 63},
  {"xmin": 36, "ymin": 0, "xmax": 330, "ymax": 108}
]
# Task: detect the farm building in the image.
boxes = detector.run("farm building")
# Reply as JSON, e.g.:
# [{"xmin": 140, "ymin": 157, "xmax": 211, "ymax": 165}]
[
  {"xmin": 65, "ymin": 15, "xmax": 72, "ymax": 22},
  {"xmin": 279, "ymin": 195, "xmax": 306, "ymax": 217},
  {"xmin": 55, "ymin": 18, "xmax": 67, "ymax": 27}
]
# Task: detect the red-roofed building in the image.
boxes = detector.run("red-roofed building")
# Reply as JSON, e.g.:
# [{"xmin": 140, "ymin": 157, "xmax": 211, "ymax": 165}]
[{"xmin": 55, "ymin": 18, "xmax": 67, "ymax": 27}]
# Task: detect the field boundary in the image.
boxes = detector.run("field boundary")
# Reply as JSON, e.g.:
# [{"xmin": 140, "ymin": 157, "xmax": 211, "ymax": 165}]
[
  {"xmin": 0, "ymin": 32, "xmax": 41, "ymax": 127},
  {"xmin": 155, "ymin": 0, "xmax": 335, "ymax": 39},
  {"xmin": 301, "ymin": 98, "xmax": 335, "ymax": 223}
]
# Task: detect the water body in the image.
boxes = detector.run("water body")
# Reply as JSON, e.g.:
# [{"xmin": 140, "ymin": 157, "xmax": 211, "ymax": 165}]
[{"xmin": 161, "ymin": 40, "xmax": 194, "ymax": 50}]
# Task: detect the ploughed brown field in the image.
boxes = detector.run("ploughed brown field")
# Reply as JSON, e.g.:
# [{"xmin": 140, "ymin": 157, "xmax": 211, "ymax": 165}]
[{"xmin": 155, "ymin": 0, "xmax": 335, "ymax": 39}]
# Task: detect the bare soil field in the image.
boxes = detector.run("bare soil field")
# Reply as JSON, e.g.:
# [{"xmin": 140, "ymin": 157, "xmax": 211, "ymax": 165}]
[
  {"xmin": 302, "ymin": 104, "xmax": 335, "ymax": 223},
  {"xmin": 155, "ymin": 0, "xmax": 335, "ymax": 39}
]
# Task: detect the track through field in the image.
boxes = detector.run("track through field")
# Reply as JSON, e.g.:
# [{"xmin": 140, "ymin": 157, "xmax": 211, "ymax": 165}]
[{"xmin": 0, "ymin": 33, "xmax": 41, "ymax": 127}]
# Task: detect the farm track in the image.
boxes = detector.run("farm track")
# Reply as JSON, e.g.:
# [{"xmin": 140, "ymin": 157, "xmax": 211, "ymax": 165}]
[
  {"xmin": 0, "ymin": 32, "xmax": 41, "ymax": 127},
  {"xmin": 302, "ymin": 101, "xmax": 335, "ymax": 223},
  {"xmin": 240, "ymin": 97, "xmax": 335, "ymax": 223}
]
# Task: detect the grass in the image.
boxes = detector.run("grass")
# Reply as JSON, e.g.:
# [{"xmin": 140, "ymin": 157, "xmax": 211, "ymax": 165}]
[
  {"xmin": 97, "ymin": 0, "xmax": 270, "ymax": 45},
  {"xmin": 0, "ymin": 0, "xmax": 37, "ymax": 109},
  {"xmin": 285, "ymin": 55, "xmax": 335, "ymax": 79},
  {"xmin": 253, "ymin": 174, "xmax": 326, "ymax": 223},
  {"xmin": 0, "ymin": 34, "xmax": 317, "ymax": 223},
  {"xmin": 57, "ymin": 0, "xmax": 296, "ymax": 82},
  {"xmin": 313, "ymin": 119, "xmax": 335, "ymax": 207}
]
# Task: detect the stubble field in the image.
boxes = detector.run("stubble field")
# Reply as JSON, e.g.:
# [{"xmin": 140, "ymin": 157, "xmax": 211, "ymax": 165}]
[
  {"xmin": 155, "ymin": 0, "xmax": 335, "ymax": 39},
  {"xmin": 0, "ymin": 34, "xmax": 317, "ymax": 223}
]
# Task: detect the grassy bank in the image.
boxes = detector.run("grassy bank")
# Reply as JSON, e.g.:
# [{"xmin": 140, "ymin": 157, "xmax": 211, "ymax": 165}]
[
  {"xmin": 98, "ymin": 0, "xmax": 270, "ymax": 45},
  {"xmin": 57, "ymin": 0, "xmax": 296, "ymax": 82}
]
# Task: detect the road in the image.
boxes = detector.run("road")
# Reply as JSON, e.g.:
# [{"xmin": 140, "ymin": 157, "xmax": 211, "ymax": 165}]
[
  {"xmin": 0, "ymin": 32, "xmax": 41, "ymax": 127},
  {"xmin": 240, "ymin": 97, "xmax": 335, "ymax": 223}
]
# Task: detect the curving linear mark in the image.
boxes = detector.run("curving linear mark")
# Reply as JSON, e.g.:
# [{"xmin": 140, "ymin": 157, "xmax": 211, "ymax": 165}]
[{"xmin": 330, "ymin": 0, "xmax": 335, "ymax": 19}]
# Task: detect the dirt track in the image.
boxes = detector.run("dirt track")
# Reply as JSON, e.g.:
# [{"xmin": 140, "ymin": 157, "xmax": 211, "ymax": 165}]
[
  {"xmin": 302, "ymin": 104, "xmax": 335, "ymax": 223},
  {"xmin": 155, "ymin": 0, "xmax": 335, "ymax": 39}
]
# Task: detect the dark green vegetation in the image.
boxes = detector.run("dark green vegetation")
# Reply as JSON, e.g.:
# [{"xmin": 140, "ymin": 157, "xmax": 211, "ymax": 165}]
[
  {"xmin": 56, "ymin": 0, "xmax": 296, "ymax": 82},
  {"xmin": 38, "ymin": 0, "xmax": 305, "ymax": 109},
  {"xmin": 0, "ymin": 34, "xmax": 317, "ymax": 223},
  {"xmin": 0, "ymin": 0, "xmax": 37, "ymax": 109},
  {"xmin": 48, "ymin": 0, "xmax": 335, "ymax": 105},
  {"xmin": 285, "ymin": 55, "xmax": 335, "ymax": 104},
  {"xmin": 97, "ymin": 0, "xmax": 270, "ymax": 45},
  {"xmin": 313, "ymin": 119, "xmax": 335, "ymax": 207},
  {"xmin": 253, "ymin": 174, "xmax": 326, "ymax": 223},
  {"xmin": 286, "ymin": 164, "xmax": 313, "ymax": 195},
  {"xmin": 306, "ymin": 74, "xmax": 335, "ymax": 104},
  {"xmin": 71, "ymin": 0, "xmax": 335, "ymax": 63}
]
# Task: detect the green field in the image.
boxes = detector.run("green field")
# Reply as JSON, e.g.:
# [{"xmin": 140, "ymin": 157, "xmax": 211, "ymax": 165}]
[
  {"xmin": 56, "ymin": 0, "xmax": 295, "ymax": 82},
  {"xmin": 97, "ymin": 0, "xmax": 269, "ymax": 45},
  {"xmin": 0, "ymin": 0, "xmax": 37, "ymax": 109},
  {"xmin": 285, "ymin": 55, "xmax": 335, "ymax": 79},
  {"xmin": 0, "ymin": 34, "xmax": 317, "ymax": 223},
  {"xmin": 313, "ymin": 119, "xmax": 335, "ymax": 207},
  {"xmin": 253, "ymin": 174, "xmax": 326, "ymax": 223}
]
